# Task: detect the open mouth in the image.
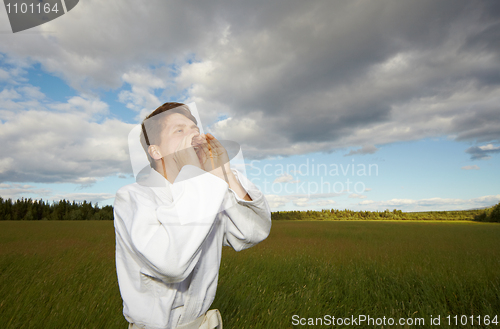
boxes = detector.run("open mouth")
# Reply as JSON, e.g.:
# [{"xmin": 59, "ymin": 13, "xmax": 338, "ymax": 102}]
[{"xmin": 191, "ymin": 136, "xmax": 205, "ymax": 150}]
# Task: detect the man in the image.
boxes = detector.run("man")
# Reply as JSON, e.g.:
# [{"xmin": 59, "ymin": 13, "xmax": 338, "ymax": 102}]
[{"xmin": 114, "ymin": 102, "xmax": 271, "ymax": 329}]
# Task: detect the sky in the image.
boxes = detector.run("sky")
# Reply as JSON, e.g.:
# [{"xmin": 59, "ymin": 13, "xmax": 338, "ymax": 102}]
[{"xmin": 0, "ymin": 0, "xmax": 499, "ymax": 212}]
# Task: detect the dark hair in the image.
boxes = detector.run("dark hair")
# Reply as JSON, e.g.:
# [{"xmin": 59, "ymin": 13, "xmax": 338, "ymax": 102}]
[{"xmin": 140, "ymin": 102, "xmax": 198, "ymax": 167}]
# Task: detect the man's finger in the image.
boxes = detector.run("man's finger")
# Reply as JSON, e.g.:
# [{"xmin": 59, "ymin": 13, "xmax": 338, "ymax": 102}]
[{"xmin": 198, "ymin": 141, "xmax": 209, "ymax": 162}]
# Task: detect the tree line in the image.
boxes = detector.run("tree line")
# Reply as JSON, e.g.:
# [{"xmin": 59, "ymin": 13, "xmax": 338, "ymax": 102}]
[
  {"xmin": 271, "ymin": 207, "xmax": 496, "ymax": 221},
  {"xmin": 0, "ymin": 197, "xmax": 113, "ymax": 221},
  {"xmin": 1, "ymin": 196, "xmax": 498, "ymax": 222},
  {"xmin": 474, "ymin": 202, "xmax": 500, "ymax": 222}
]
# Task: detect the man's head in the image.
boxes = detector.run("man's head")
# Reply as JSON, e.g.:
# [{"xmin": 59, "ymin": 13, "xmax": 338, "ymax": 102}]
[{"xmin": 140, "ymin": 102, "xmax": 199, "ymax": 167}]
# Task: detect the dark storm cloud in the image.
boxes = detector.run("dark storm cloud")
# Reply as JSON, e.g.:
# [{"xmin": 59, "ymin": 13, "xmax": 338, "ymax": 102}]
[{"xmin": 194, "ymin": 0, "xmax": 500, "ymax": 158}]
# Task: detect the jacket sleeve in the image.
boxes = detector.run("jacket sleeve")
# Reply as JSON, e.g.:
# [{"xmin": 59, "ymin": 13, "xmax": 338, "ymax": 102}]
[
  {"xmin": 114, "ymin": 165, "xmax": 228, "ymax": 283},
  {"xmin": 222, "ymin": 169, "xmax": 272, "ymax": 251}
]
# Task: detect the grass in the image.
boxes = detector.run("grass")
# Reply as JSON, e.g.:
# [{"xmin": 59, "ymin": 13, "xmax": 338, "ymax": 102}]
[
  {"xmin": 1, "ymin": 220, "xmax": 499, "ymax": 328},
  {"xmin": 0, "ymin": 221, "xmax": 123, "ymax": 329}
]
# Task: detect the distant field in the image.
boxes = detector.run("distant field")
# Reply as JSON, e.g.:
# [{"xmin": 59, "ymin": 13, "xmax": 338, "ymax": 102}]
[{"xmin": 1, "ymin": 221, "xmax": 499, "ymax": 328}]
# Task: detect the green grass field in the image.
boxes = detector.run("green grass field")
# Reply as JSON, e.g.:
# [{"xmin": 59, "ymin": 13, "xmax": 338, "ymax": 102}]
[{"xmin": 1, "ymin": 220, "xmax": 499, "ymax": 328}]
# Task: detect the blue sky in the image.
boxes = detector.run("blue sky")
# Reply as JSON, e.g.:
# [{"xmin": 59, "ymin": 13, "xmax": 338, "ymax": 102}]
[{"xmin": 1, "ymin": 0, "xmax": 499, "ymax": 212}]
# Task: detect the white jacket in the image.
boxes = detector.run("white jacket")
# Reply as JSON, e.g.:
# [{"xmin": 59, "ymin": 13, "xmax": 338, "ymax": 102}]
[{"xmin": 114, "ymin": 165, "xmax": 271, "ymax": 329}]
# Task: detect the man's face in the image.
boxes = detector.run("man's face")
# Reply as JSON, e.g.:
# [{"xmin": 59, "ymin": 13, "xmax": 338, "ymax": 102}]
[{"xmin": 156, "ymin": 113, "xmax": 200, "ymax": 158}]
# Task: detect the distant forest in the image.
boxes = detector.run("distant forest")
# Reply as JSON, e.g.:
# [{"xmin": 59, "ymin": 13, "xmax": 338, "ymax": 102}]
[
  {"xmin": 0, "ymin": 197, "xmax": 113, "ymax": 221},
  {"xmin": 0, "ymin": 197, "xmax": 498, "ymax": 222},
  {"xmin": 273, "ymin": 204, "xmax": 500, "ymax": 222}
]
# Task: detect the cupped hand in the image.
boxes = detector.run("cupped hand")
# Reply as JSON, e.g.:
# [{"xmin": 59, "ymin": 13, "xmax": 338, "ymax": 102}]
[
  {"xmin": 203, "ymin": 133, "xmax": 231, "ymax": 181},
  {"xmin": 173, "ymin": 132, "xmax": 203, "ymax": 170}
]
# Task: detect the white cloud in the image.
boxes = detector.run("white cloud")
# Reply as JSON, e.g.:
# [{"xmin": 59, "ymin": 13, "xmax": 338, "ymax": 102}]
[
  {"xmin": 273, "ymin": 174, "xmax": 294, "ymax": 183},
  {"xmin": 118, "ymin": 68, "xmax": 169, "ymax": 121},
  {"xmin": 348, "ymin": 193, "xmax": 367, "ymax": 199},
  {"xmin": 307, "ymin": 199, "xmax": 337, "ymax": 207},
  {"xmin": 0, "ymin": 85, "xmax": 134, "ymax": 184},
  {"xmin": 208, "ymin": 115, "xmax": 269, "ymax": 147},
  {"xmin": 264, "ymin": 194, "xmax": 290, "ymax": 208},
  {"xmin": 0, "ymin": 183, "xmax": 52, "ymax": 200},
  {"xmin": 0, "ymin": 182, "xmax": 115, "ymax": 205},
  {"xmin": 50, "ymin": 96, "xmax": 109, "ymax": 116},
  {"xmin": 50, "ymin": 192, "xmax": 115, "ymax": 204},
  {"xmin": 19, "ymin": 86, "xmax": 45, "ymax": 100},
  {"xmin": 264, "ymin": 192, "xmax": 343, "ymax": 209},
  {"xmin": 0, "ymin": 88, "xmax": 22, "ymax": 111},
  {"xmin": 357, "ymin": 195, "xmax": 500, "ymax": 211},
  {"xmin": 0, "ymin": 157, "xmax": 14, "ymax": 174},
  {"xmin": 0, "ymin": 0, "xmax": 499, "ymax": 163},
  {"xmin": 122, "ymin": 70, "xmax": 166, "ymax": 89},
  {"xmin": 480, "ymin": 144, "xmax": 500, "ymax": 151},
  {"xmin": 292, "ymin": 197, "xmax": 336, "ymax": 208},
  {"xmin": 0, "ymin": 68, "xmax": 10, "ymax": 81},
  {"xmin": 1, "ymin": 0, "xmax": 227, "ymax": 91},
  {"xmin": 293, "ymin": 197, "xmax": 310, "ymax": 207},
  {"xmin": 461, "ymin": 165, "xmax": 480, "ymax": 170}
]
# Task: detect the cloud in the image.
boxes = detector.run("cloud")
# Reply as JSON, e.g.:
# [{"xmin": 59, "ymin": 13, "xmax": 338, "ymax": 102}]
[
  {"xmin": 348, "ymin": 193, "xmax": 367, "ymax": 199},
  {"xmin": 0, "ymin": 84, "xmax": 134, "ymax": 184},
  {"xmin": 49, "ymin": 192, "xmax": 115, "ymax": 204},
  {"xmin": 364, "ymin": 188, "xmax": 372, "ymax": 192},
  {"xmin": 0, "ymin": 68, "xmax": 11, "ymax": 81},
  {"xmin": 0, "ymin": 182, "xmax": 114, "ymax": 205},
  {"xmin": 118, "ymin": 68, "xmax": 168, "ymax": 121},
  {"xmin": 465, "ymin": 143, "xmax": 500, "ymax": 160},
  {"xmin": 461, "ymin": 165, "xmax": 480, "ymax": 170},
  {"xmin": 357, "ymin": 195, "xmax": 500, "ymax": 211},
  {"xmin": 19, "ymin": 86, "xmax": 45, "ymax": 100},
  {"xmin": 273, "ymin": 174, "xmax": 294, "ymax": 183},
  {"xmin": 0, "ymin": 0, "xmax": 499, "ymax": 160},
  {"xmin": 293, "ymin": 198, "xmax": 336, "ymax": 208},
  {"xmin": 0, "ymin": 1, "xmax": 227, "ymax": 91},
  {"xmin": 344, "ymin": 145, "xmax": 379, "ymax": 156},
  {"xmin": 0, "ymin": 183, "xmax": 51, "ymax": 199},
  {"xmin": 208, "ymin": 115, "xmax": 268, "ymax": 149},
  {"xmin": 175, "ymin": 1, "xmax": 500, "ymax": 158},
  {"xmin": 0, "ymin": 157, "xmax": 14, "ymax": 174},
  {"xmin": 264, "ymin": 191, "xmax": 343, "ymax": 209},
  {"xmin": 50, "ymin": 96, "xmax": 109, "ymax": 116},
  {"xmin": 264, "ymin": 194, "xmax": 290, "ymax": 208}
]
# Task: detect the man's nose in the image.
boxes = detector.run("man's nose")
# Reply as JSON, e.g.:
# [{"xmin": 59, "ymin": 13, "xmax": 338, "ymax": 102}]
[{"xmin": 189, "ymin": 128, "xmax": 201, "ymax": 141}]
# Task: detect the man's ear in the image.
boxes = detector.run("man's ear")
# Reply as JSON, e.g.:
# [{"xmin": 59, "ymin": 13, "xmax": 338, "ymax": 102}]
[{"xmin": 148, "ymin": 145, "xmax": 163, "ymax": 160}]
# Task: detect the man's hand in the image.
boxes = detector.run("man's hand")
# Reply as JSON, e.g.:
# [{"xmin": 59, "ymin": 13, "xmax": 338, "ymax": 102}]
[
  {"xmin": 196, "ymin": 134, "xmax": 230, "ymax": 181},
  {"xmin": 196, "ymin": 134, "xmax": 251, "ymax": 200}
]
